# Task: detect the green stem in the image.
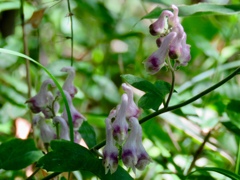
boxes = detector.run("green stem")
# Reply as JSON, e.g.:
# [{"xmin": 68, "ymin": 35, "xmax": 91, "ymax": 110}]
[
  {"xmin": 66, "ymin": 0, "xmax": 74, "ymax": 66},
  {"xmin": 56, "ymin": 123, "xmax": 60, "ymax": 139},
  {"xmin": 186, "ymin": 129, "xmax": 213, "ymax": 174},
  {"xmin": 90, "ymin": 66, "xmax": 240, "ymax": 151},
  {"xmin": 235, "ymin": 137, "xmax": 240, "ymax": 174},
  {"xmin": 165, "ymin": 58, "xmax": 175, "ymax": 108}
]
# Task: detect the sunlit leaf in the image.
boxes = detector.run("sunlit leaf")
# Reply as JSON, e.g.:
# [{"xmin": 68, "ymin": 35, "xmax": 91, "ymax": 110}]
[
  {"xmin": 121, "ymin": 74, "xmax": 159, "ymax": 94},
  {"xmin": 0, "ymin": 138, "xmax": 43, "ymax": 170},
  {"xmin": 142, "ymin": 3, "xmax": 240, "ymax": 19},
  {"xmin": 187, "ymin": 167, "xmax": 240, "ymax": 180}
]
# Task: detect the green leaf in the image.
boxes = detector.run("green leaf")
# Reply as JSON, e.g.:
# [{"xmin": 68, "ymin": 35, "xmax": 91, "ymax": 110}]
[
  {"xmin": 138, "ymin": 93, "xmax": 163, "ymax": 111},
  {"xmin": 221, "ymin": 121, "xmax": 240, "ymax": 137},
  {"xmin": 154, "ymin": 80, "xmax": 173, "ymax": 96},
  {"xmin": 187, "ymin": 167, "xmax": 240, "ymax": 180},
  {"xmin": 121, "ymin": 74, "xmax": 159, "ymax": 94},
  {"xmin": 79, "ymin": 121, "xmax": 97, "ymax": 149},
  {"xmin": 122, "ymin": 75, "xmax": 173, "ymax": 110},
  {"xmin": 226, "ymin": 100, "xmax": 240, "ymax": 113},
  {"xmin": 142, "ymin": 3, "xmax": 240, "ymax": 19},
  {"xmin": 37, "ymin": 140, "xmax": 133, "ymax": 180},
  {"xmin": 0, "ymin": 138, "xmax": 43, "ymax": 170}
]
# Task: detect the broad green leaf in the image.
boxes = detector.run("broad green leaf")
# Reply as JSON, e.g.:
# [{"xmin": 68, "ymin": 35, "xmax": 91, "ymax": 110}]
[
  {"xmin": 154, "ymin": 80, "xmax": 173, "ymax": 96},
  {"xmin": 0, "ymin": 138, "xmax": 43, "ymax": 170},
  {"xmin": 226, "ymin": 100, "xmax": 240, "ymax": 128},
  {"xmin": 221, "ymin": 121, "xmax": 240, "ymax": 137},
  {"xmin": 37, "ymin": 140, "xmax": 133, "ymax": 180},
  {"xmin": 121, "ymin": 74, "xmax": 159, "ymax": 94},
  {"xmin": 226, "ymin": 100, "xmax": 240, "ymax": 113},
  {"xmin": 79, "ymin": 121, "xmax": 97, "ymax": 149},
  {"xmin": 138, "ymin": 93, "xmax": 163, "ymax": 111},
  {"xmin": 142, "ymin": 3, "xmax": 240, "ymax": 19},
  {"xmin": 187, "ymin": 167, "xmax": 240, "ymax": 180}
]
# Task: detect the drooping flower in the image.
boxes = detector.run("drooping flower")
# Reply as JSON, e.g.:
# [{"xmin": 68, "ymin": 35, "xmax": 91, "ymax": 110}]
[
  {"xmin": 103, "ymin": 115, "xmax": 119, "ymax": 174},
  {"xmin": 121, "ymin": 116, "xmax": 139, "ymax": 173},
  {"xmin": 41, "ymin": 91, "xmax": 60, "ymax": 118},
  {"xmin": 33, "ymin": 114, "xmax": 55, "ymax": 143},
  {"xmin": 149, "ymin": 10, "xmax": 173, "ymax": 36},
  {"xmin": 61, "ymin": 91, "xmax": 86, "ymax": 130},
  {"xmin": 144, "ymin": 32, "xmax": 177, "ymax": 74},
  {"xmin": 53, "ymin": 116, "xmax": 70, "ymax": 141},
  {"xmin": 146, "ymin": 4, "xmax": 191, "ymax": 72},
  {"xmin": 61, "ymin": 66, "xmax": 78, "ymax": 98},
  {"xmin": 26, "ymin": 79, "xmax": 56, "ymax": 114},
  {"xmin": 112, "ymin": 93, "xmax": 129, "ymax": 145},
  {"xmin": 130, "ymin": 117, "xmax": 152, "ymax": 170},
  {"xmin": 121, "ymin": 83, "xmax": 140, "ymax": 119}
]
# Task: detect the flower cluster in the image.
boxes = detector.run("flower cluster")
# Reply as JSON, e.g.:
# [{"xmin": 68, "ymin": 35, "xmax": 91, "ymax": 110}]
[
  {"xmin": 26, "ymin": 67, "xmax": 86, "ymax": 147},
  {"xmin": 144, "ymin": 5, "xmax": 191, "ymax": 74},
  {"xmin": 103, "ymin": 83, "xmax": 151, "ymax": 174}
]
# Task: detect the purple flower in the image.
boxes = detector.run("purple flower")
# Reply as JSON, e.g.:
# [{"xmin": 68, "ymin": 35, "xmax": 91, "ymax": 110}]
[
  {"xmin": 121, "ymin": 83, "xmax": 140, "ymax": 119},
  {"xmin": 62, "ymin": 91, "xmax": 86, "ymax": 130},
  {"xmin": 53, "ymin": 116, "xmax": 70, "ymax": 141},
  {"xmin": 61, "ymin": 66, "xmax": 78, "ymax": 98},
  {"xmin": 112, "ymin": 94, "xmax": 129, "ymax": 145},
  {"xmin": 121, "ymin": 116, "xmax": 140, "ymax": 173},
  {"xmin": 168, "ymin": 25, "xmax": 191, "ymax": 66},
  {"xmin": 33, "ymin": 115, "xmax": 55, "ymax": 143},
  {"xmin": 149, "ymin": 10, "xmax": 173, "ymax": 36},
  {"xmin": 103, "ymin": 115, "xmax": 119, "ymax": 174},
  {"xmin": 129, "ymin": 117, "xmax": 152, "ymax": 170},
  {"xmin": 41, "ymin": 91, "xmax": 60, "ymax": 118},
  {"xmin": 26, "ymin": 79, "xmax": 56, "ymax": 114},
  {"xmin": 168, "ymin": 5, "xmax": 180, "ymax": 27},
  {"xmin": 144, "ymin": 32, "xmax": 177, "ymax": 74}
]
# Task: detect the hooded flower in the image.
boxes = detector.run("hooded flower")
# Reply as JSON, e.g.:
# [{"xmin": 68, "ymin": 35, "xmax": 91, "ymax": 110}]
[
  {"xmin": 144, "ymin": 32, "xmax": 177, "ymax": 74},
  {"xmin": 121, "ymin": 116, "xmax": 139, "ymax": 173},
  {"xmin": 61, "ymin": 66, "xmax": 78, "ymax": 98},
  {"xmin": 103, "ymin": 115, "xmax": 119, "ymax": 174},
  {"xmin": 41, "ymin": 91, "xmax": 60, "ymax": 118},
  {"xmin": 122, "ymin": 83, "xmax": 140, "ymax": 119},
  {"xmin": 26, "ymin": 79, "xmax": 56, "ymax": 114},
  {"xmin": 149, "ymin": 10, "xmax": 173, "ymax": 36},
  {"xmin": 33, "ymin": 114, "xmax": 55, "ymax": 143},
  {"xmin": 130, "ymin": 117, "xmax": 152, "ymax": 170},
  {"xmin": 61, "ymin": 91, "xmax": 86, "ymax": 130},
  {"xmin": 53, "ymin": 116, "xmax": 70, "ymax": 141},
  {"xmin": 112, "ymin": 94, "xmax": 129, "ymax": 145},
  {"xmin": 146, "ymin": 4, "xmax": 191, "ymax": 72}
]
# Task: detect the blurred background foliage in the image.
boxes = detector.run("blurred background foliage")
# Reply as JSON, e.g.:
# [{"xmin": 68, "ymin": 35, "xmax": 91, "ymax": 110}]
[{"xmin": 1, "ymin": 0, "xmax": 240, "ymax": 179}]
